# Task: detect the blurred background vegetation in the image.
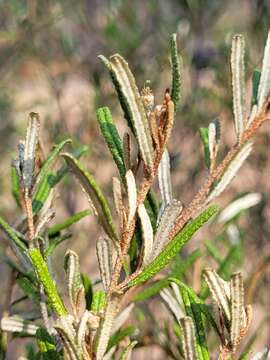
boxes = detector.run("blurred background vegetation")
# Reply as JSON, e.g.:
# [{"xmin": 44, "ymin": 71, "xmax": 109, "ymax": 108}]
[{"xmin": 0, "ymin": 0, "xmax": 270, "ymax": 358}]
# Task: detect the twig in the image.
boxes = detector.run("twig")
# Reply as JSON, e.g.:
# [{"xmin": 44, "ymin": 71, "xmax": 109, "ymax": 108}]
[{"xmin": 170, "ymin": 98, "xmax": 270, "ymax": 240}]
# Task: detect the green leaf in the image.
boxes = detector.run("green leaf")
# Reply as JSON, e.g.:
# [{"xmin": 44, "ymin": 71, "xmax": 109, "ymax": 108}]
[
  {"xmin": 133, "ymin": 279, "xmax": 169, "ymax": 302},
  {"xmin": 199, "ymin": 128, "xmax": 210, "ymax": 169},
  {"xmin": 0, "ymin": 216, "xmax": 27, "ymax": 252},
  {"xmin": 44, "ymin": 233, "xmax": 72, "ymax": 259},
  {"xmin": 107, "ymin": 325, "xmax": 136, "ymax": 350},
  {"xmin": 170, "ymin": 33, "xmax": 182, "ymax": 112},
  {"xmin": 205, "ymin": 240, "xmax": 223, "ymax": 264},
  {"xmin": 169, "ymin": 278, "xmax": 221, "ymax": 339},
  {"xmin": 29, "ymin": 248, "xmax": 67, "ymax": 316},
  {"xmin": 81, "ymin": 273, "xmax": 92, "ymax": 310},
  {"xmin": 48, "ymin": 209, "xmax": 91, "ymax": 238},
  {"xmin": 36, "ymin": 327, "xmax": 61, "ymax": 360},
  {"xmin": 17, "ymin": 277, "xmax": 39, "ymax": 305},
  {"xmin": 118, "ymin": 340, "xmax": 137, "ymax": 360},
  {"xmin": 11, "ymin": 163, "xmax": 21, "ymax": 207},
  {"xmin": 128, "ymin": 205, "xmax": 218, "ymax": 287},
  {"xmin": 64, "ymin": 250, "xmax": 84, "ymax": 315},
  {"xmin": 98, "ymin": 55, "xmax": 134, "ymax": 131},
  {"xmin": 62, "ymin": 153, "xmax": 118, "ymax": 242},
  {"xmin": 171, "ymin": 249, "xmax": 202, "ymax": 278},
  {"xmin": 179, "ymin": 286, "xmax": 209, "ymax": 360},
  {"xmin": 91, "ymin": 290, "xmax": 106, "ymax": 312},
  {"xmin": 32, "ymin": 139, "xmax": 72, "ymax": 213},
  {"xmin": 231, "ymin": 34, "xmax": 246, "ymax": 140},
  {"xmin": 257, "ymin": 30, "xmax": 270, "ymax": 108},
  {"xmin": 22, "ymin": 112, "xmax": 40, "ymax": 189},
  {"xmin": 96, "ymin": 107, "xmax": 126, "ymax": 180},
  {"xmin": 252, "ymin": 69, "xmax": 261, "ymax": 106},
  {"xmin": 37, "ymin": 139, "xmax": 72, "ymax": 186},
  {"xmin": 108, "ymin": 54, "xmax": 154, "ymax": 169}
]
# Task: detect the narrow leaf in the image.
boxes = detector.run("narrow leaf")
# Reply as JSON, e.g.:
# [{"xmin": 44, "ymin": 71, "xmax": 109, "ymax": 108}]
[
  {"xmin": 138, "ymin": 204, "xmax": 154, "ymax": 266},
  {"xmin": 170, "ymin": 33, "xmax": 182, "ymax": 111},
  {"xmin": 109, "ymin": 54, "xmax": 154, "ymax": 168},
  {"xmin": 45, "ymin": 233, "xmax": 72, "ymax": 259},
  {"xmin": 119, "ymin": 340, "xmax": 137, "ymax": 360},
  {"xmin": 128, "ymin": 205, "xmax": 218, "ymax": 287},
  {"xmin": 48, "ymin": 209, "xmax": 91, "ymax": 237},
  {"xmin": 96, "ymin": 107, "xmax": 126, "ymax": 179},
  {"xmin": 1, "ymin": 316, "xmax": 38, "ymax": 335},
  {"xmin": 81, "ymin": 273, "xmax": 92, "ymax": 310},
  {"xmin": 34, "ymin": 208, "xmax": 55, "ymax": 238},
  {"xmin": 230, "ymin": 272, "xmax": 244, "ymax": 352},
  {"xmin": 64, "ymin": 250, "xmax": 84, "ymax": 317},
  {"xmin": 160, "ymin": 287, "xmax": 184, "ymax": 320},
  {"xmin": 180, "ymin": 317, "xmax": 199, "ymax": 360},
  {"xmin": 252, "ymin": 69, "xmax": 261, "ymax": 106},
  {"xmin": 133, "ymin": 279, "xmax": 169, "ymax": 302},
  {"xmin": 150, "ymin": 199, "xmax": 182, "ymax": 262},
  {"xmin": 257, "ymin": 30, "xmax": 270, "ymax": 108},
  {"xmin": 231, "ymin": 34, "xmax": 246, "ymax": 140},
  {"xmin": 11, "ymin": 163, "xmax": 21, "ymax": 206},
  {"xmin": 96, "ymin": 237, "xmax": 113, "ymax": 291},
  {"xmin": 29, "ymin": 248, "xmax": 67, "ymax": 316},
  {"xmin": 32, "ymin": 138, "xmax": 72, "ymax": 213},
  {"xmin": 98, "ymin": 55, "xmax": 134, "ymax": 131},
  {"xmin": 23, "ymin": 112, "xmax": 40, "ymax": 189},
  {"xmin": 112, "ymin": 303, "xmax": 134, "ymax": 333},
  {"xmin": 158, "ymin": 149, "xmax": 173, "ymax": 207},
  {"xmin": 36, "ymin": 327, "xmax": 60, "ymax": 359},
  {"xmin": 169, "ymin": 278, "xmax": 222, "ymax": 339},
  {"xmin": 126, "ymin": 169, "xmax": 137, "ymax": 224},
  {"xmin": 218, "ymin": 193, "xmax": 261, "ymax": 223},
  {"xmin": 62, "ymin": 153, "xmax": 118, "ymax": 242},
  {"xmin": 108, "ymin": 325, "xmax": 136, "ymax": 350},
  {"xmin": 206, "ymin": 142, "xmax": 253, "ymax": 203},
  {"xmin": 95, "ymin": 297, "xmax": 119, "ymax": 360},
  {"xmin": 208, "ymin": 120, "xmax": 220, "ymax": 165},
  {"xmin": 203, "ymin": 268, "xmax": 230, "ymax": 322},
  {"xmin": 17, "ymin": 276, "xmax": 40, "ymax": 305},
  {"xmin": 199, "ymin": 128, "xmax": 210, "ymax": 169},
  {"xmin": 0, "ymin": 216, "xmax": 27, "ymax": 251},
  {"xmin": 112, "ymin": 177, "xmax": 123, "ymax": 218},
  {"xmin": 91, "ymin": 290, "xmax": 106, "ymax": 313}
]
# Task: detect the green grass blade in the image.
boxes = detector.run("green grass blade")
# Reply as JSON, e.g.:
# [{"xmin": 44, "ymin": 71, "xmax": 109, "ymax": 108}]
[
  {"xmin": 29, "ymin": 248, "xmax": 67, "ymax": 316},
  {"xmin": 62, "ymin": 153, "xmax": 118, "ymax": 242},
  {"xmin": 128, "ymin": 205, "xmax": 218, "ymax": 287}
]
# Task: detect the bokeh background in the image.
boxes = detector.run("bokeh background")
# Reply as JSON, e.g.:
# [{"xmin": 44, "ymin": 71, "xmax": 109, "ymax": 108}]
[{"xmin": 0, "ymin": 0, "xmax": 270, "ymax": 358}]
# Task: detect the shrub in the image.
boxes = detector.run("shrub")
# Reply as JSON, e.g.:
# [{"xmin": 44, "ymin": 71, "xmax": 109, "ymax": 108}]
[{"xmin": 1, "ymin": 31, "xmax": 270, "ymax": 360}]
